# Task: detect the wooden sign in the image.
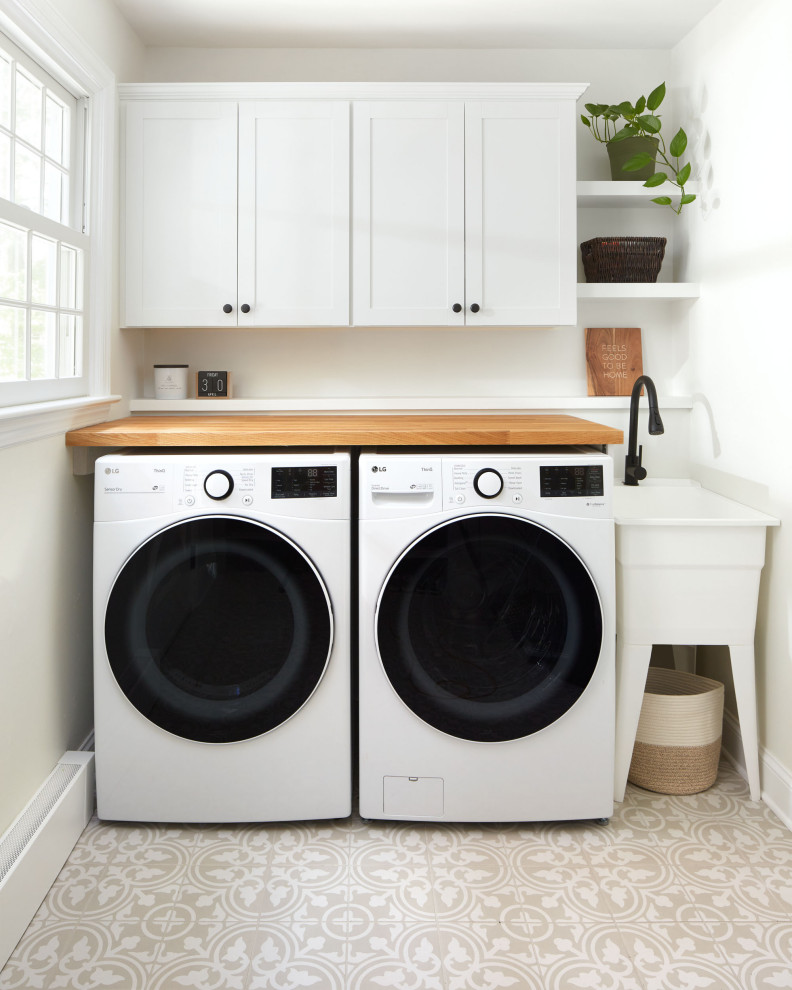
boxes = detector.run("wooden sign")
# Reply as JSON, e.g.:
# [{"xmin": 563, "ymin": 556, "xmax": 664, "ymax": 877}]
[
  {"xmin": 585, "ymin": 328, "xmax": 643, "ymax": 396},
  {"xmin": 196, "ymin": 370, "xmax": 231, "ymax": 398}
]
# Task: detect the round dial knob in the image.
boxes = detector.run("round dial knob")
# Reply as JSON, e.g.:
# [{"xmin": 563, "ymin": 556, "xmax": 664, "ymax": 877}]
[
  {"xmin": 473, "ymin": 468, "xmax": 503, "ymax": 499},
  {"xmin": 204, "ymin": 470, "xmax": 234, "ymax": 500}
]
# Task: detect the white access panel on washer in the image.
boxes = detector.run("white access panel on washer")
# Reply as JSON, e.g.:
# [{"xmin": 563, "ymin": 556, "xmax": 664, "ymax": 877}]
[
  {"xmin": 94, "ymin": 450, "xmax": 351, "ymax": 823},
  {"xmin": 358, "ymin": 450, "xmax": 615, "ymax": 823}
]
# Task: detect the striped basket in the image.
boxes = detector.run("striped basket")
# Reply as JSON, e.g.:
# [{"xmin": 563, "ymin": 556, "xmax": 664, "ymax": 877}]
[{"xmin": 628, "ymin": 668, "xmax": 724, "ymax": 795}]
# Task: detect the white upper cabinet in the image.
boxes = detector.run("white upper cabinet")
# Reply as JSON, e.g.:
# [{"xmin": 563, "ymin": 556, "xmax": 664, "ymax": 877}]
[
  {"xmin": 352, "ymin": 98, "xmax": 577, "ymax": 327},
  {"xmin": 352, "ymin": 101, "xmax": 465, "ymax": 326},
  {"xmin": 238, "ymin": 102, "xmax": 349, "ymax": 326},
  {"xmin": 122, "ymin": 99, "xmax": 350, "ymax": 327},
  {"xmin": 465, "ymin": 101, "xmax": 577, "ymax": 327},
  {"xmin": 121, "ymin": 84, "xmax": 583, "ymax": 329},
  {"xmin": 123, "ymin": 101, "xmax": 239, "ymax": 327}
]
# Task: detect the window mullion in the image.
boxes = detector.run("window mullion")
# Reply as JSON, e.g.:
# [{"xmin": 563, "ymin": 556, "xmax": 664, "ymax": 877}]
[
  {"xmin": 8, "ymin": 53, "xmax": 14, "ymax": 203},
  {"xmin": 24, "ymin": 226, "xmax": 30, "ymax": 381}
]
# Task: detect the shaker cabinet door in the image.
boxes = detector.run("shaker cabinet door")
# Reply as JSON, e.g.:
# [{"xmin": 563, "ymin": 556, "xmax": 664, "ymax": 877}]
[
  {"xmin": 465, "ymin": 101, "xmax": 577, "ymax": 327},
  {"xmin": 238, "ymin": 102, "xmax": 350, "ymax": 326},
  {"xmin": 123, "ymin": 101, "xmax": 239, "ymax": 327},
  {"xmin": 352, "ymin": 102, "xmax": 465, "ymax": 326}
]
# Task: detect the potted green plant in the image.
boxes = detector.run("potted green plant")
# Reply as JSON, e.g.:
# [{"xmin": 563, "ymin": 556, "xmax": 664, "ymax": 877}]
[{"xmin": 580, "ymin": 82, "xmax": 696, "ymax": 215}]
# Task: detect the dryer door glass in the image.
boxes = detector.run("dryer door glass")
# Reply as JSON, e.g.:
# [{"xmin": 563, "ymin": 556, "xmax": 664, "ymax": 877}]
[
  {"xmin": 376, "ymin": 514, "xmax": 602, "ymax": 742},
  {"xmin": 105, "ymin": 517, "xmax": 333, "ymax": 743}
]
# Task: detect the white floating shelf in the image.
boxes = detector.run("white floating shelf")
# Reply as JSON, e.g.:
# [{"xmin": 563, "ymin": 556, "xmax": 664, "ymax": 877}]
[
  {"xmin": 577, "ymin": 180, "xmax": 700, "ymax": 208},
  {"xmin": 129, "ymin": 396, "xmax": 694, "ymax": 414},
  {"xmin": 578, "ymin": 282, "xmax": 700, "ymax": 300}
]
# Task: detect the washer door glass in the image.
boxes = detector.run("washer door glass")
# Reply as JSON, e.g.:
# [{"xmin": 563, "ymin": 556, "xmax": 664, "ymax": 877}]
[
  {"xmin": 376, "ymin": 514, "xmax": 602, "ymax": 742},
  {"xmin": 105, "ymin": 516, "xmax": 332, "ymax": 743}
]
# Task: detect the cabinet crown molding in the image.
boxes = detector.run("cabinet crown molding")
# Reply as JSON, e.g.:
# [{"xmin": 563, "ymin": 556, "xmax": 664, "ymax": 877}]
[{"xmin": 118, "ymin": 82, "xmax": 589, "ymax": 102}]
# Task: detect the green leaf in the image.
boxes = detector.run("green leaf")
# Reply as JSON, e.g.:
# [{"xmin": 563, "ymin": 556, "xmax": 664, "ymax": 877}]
[
  {"xmin": 643, "ymin": 172, "xmax": 667, "ymax": 187},
  {"xmin": 651, "ymin": 196, "xmax": 673, "ymax": 205},
  {"xmin": 622, "ymin": 152, "xmax": 655, "ymax": 171},
  {"xmin": 647, "ymin": 82, "xmax": 666, "ymax": 111},
  {"xmin": 581, "ymin": 114, "xmax": 591, "ymax": 126},
  {"xmin": 637, "ymin": 114, "xmax": 662, "ymax": 134},
  {"xmin": 615, "ymin": 100, "xmax": 635, "ymax": 116},
  {"xmin": 584, "ymin": 103, "xmax": 602, "ymax": 116},
  {"xmin": 635, "ymin": 96, "xmax": 646, "ymax": 115},
  {"xmin": 608, "ymin": 127, "xmax": 632, "ymax": 143},
  {"xmin": 676, "ymin": 162, "xmax": 691, "ymax": 185},
  {"xmin": 680, "ymin": 193, "xmax": 697, "ymax": 204},
  {"xmin": 670, "ymin": 127, "xmax": 688, "ymax": 157}
]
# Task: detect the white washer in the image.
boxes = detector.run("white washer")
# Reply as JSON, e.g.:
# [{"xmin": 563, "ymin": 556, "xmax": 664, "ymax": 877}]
[
  {"xmin": 358, "ymin": 449, "xmax": 615, "ymax": 823},
  {"xmin": 93, "ymin": 450, "xmax": 350, "ymax": 823}
]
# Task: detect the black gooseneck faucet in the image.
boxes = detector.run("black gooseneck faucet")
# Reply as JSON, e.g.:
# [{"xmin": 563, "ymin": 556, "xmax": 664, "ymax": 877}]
[{"xmin": 624, "ymin": 375, "xmax": 664, "ymax": 486}]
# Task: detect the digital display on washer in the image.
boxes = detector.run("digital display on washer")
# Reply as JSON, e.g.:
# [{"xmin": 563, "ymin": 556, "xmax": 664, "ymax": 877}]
[
  {"xmin": 271, "ymin": 465, "xmax": 337, "ymax": 499},
  {"xmin": 540, "ymin": 464, "xmax": 604, "ymax": 497}
]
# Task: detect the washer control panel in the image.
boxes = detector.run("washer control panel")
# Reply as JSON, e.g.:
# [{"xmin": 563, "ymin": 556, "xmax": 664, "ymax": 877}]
[{"xmin": 95, "ymin": 453, "xmax": 350, "ymax": 522}]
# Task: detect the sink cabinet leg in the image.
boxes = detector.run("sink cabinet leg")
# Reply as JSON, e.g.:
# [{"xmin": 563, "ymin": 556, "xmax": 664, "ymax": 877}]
[
  {"xmin": 614, "ymin": 641, "xmax": 653, "ymax": 802},
  {"xmin": 671, "ymin": 645, "xmax": 697, "ymax": 673},
  {"xmin": 729, "ymin": 643, "xmax": 761, "ymax": 801}
]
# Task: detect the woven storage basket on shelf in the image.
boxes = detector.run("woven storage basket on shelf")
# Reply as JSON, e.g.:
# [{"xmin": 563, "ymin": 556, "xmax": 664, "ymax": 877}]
[
  {"xmin": 580, "ymin": 236, "xmax": 667, "ymax": 283},
  {"xmin": 628, "ymin": 668, "xmax": 724, "ymax": 795}
]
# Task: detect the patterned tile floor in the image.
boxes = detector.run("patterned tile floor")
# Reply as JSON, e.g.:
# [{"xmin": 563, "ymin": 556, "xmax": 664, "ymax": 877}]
[{"xmin": 2, "ymin": 762, "xmax": 792, "ymax": 989}]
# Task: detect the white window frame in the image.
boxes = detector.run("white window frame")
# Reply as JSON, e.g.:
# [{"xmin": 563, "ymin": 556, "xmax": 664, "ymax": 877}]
[{"xmin": 0, "ymin": 0, "xmax": 117, "ymax": 448}]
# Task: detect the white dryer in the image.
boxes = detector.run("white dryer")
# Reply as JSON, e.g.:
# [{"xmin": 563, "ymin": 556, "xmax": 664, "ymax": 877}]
[
  {"xmin": 358, "ymin": 449, "xmax": 615, "ymax": 823},
  {"xmin": 93, "ymin": 450, "xmax": 350, "ymax": 823}
]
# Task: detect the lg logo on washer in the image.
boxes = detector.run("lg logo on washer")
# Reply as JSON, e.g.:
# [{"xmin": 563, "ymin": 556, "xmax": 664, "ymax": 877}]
[{"xmin": 371, "ymin": 466, "xmax": 387, "ymax": 472}]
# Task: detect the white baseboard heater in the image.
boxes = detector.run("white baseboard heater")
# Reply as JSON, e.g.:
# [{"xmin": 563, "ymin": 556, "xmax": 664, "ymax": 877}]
[{"xmin": 0, "ymin": 751, "xmax": 95, "ymax": 969}]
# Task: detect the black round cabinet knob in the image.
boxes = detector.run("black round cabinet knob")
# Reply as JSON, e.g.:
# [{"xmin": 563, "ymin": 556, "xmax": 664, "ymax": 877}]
[
  {"xmin": 241, "ymin": 304, "xmax": 251, "ymax": 314},
  {"xmin": 470, "ymin": 303, "xmax": 481, "ymax": 313},
  {"xmin": 222, "ymin": 303, "xmax": 233, "ymax": 314},
  {"xmin": 452, "ymin": 303, "xmax": 462, "ymax": 313}
]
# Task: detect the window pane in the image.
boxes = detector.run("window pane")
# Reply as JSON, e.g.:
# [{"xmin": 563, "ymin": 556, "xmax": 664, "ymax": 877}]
[
  {"xmin": 60, "ymin": 244, "xmax": 79, "ymax": 309},
  {"xmin": 14, "ymin": 142, "xmax": 40, "ymax": 212},
  {"xmin": 0, "ymin": 53, "xmax": 10, "ymax": 130},
  {"xmin": 0, "ymin": 304, "xmax": 26, "ymax": 380},
  {"xmin": 44, "ymin": 94, "xmax": 64, "ymax": 164},
  {"xmin": 31, "ymin": 233, "xmax": 56, "ymax": 305},
  {"xmin": 58, "ymin": 313, "xmax": 79, "ymax": 377},
  {"xmin": 14, "ymin": 67, "xmax": 42, "ymax": 150},
  {"xmin": 30, "ymin": 309, "xmax": 55, "ymax": 379},
  {"xmin": 0, "ymin": 132, "xmax": 10, "ymax": 199},
  {"xmin": 42, "ymin": 160, "xmax": 62, "ymax": 221},
  {"xmin": 0, "ymin": 220, "xmax": 26, "ymax": 300}
]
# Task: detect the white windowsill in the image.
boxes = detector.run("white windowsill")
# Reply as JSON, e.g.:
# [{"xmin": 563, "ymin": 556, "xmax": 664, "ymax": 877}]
[{"xmin": 0, "ymin": 394, "xmax": 121, "ymax": 450}]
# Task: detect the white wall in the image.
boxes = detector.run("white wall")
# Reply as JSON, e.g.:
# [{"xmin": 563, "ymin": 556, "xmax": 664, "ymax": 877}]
[
  {"xmin": 671, "ymin": 0, "xmax": 792, "ymax": 777},
  {"xmin": 0, "ymin": 1, "xmax": 144, "ymax": 836}
]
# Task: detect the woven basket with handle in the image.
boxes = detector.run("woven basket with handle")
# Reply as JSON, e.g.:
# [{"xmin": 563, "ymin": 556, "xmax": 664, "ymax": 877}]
[{"xmin": 628, "ymin": 667, "xmax": 724, "ymax": 795}]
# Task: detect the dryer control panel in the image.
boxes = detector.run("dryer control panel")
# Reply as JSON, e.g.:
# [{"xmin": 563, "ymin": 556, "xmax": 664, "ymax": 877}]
[{"xmin": 442, "ymin": 455, "xmax": 612, "ymax": 519}]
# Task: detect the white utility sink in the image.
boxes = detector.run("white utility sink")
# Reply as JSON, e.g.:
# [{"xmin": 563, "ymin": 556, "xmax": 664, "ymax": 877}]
[
  {"xmin": 614, "ymin": 478, "xmax": 779, "ymax": 527},
  {"xmin": 613, "ymin": 479, "xmax": 779, "ymax": 803}
]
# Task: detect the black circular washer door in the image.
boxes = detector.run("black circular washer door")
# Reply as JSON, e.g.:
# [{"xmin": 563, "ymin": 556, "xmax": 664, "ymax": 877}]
[
  {"xmin": 105, "ymin": 516, "xmax": 333, "ymax": 743},
  {"xmin": 376, "ymin": 514, "xmax": 603, "ymax": 742}
]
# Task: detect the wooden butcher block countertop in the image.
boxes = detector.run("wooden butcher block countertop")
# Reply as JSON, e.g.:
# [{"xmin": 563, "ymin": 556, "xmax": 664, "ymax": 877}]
[{"xmin": 65, "ymin": 413, "xmax": 623, "ymax": 448}]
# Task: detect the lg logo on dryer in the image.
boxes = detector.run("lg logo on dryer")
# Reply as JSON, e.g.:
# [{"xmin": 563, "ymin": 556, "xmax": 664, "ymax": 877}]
[
  {"xmin": 371, "ymin": 466, "xmax": 387, "ymax": 472},
  {"xmin": 104, "ymin": 467, "xmax": 120, "ymax": 474}
]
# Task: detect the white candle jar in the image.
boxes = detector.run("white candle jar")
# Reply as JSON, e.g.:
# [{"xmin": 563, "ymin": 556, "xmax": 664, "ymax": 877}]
[{"xmin": 154, "ymin": 364, "xmax": 189, "ymax": 399}]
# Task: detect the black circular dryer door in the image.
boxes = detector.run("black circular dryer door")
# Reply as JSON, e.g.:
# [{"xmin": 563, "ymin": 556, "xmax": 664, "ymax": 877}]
[
  {"xmin": 376, "ymin": 514, "xmax": 603, "ymax": 742},
  {"xmin": 105, "ymin": 516, "xmax": 333, "ymax": 743}
]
